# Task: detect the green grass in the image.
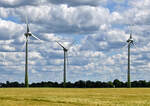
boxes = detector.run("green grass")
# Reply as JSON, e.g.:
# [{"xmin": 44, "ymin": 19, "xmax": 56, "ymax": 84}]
[{"xmin": 0, "ymin": 88, "xmax": 150, "ymax": 106}]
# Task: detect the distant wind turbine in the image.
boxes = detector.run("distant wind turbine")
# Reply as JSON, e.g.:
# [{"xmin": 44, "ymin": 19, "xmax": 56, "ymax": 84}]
[
  {"xmin": 56, "ymin": 41, "xmax": 74, "ymax": 87},
  {"xmin": 126, "ymin": 31, "xmax": 136, "ymax": 88},
  {"xmin": 24, "ymin": 17, "xmax": 41, "ymax": 87}
]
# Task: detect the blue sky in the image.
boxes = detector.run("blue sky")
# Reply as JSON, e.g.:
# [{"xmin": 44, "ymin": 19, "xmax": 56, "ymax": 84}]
[{"xmin": 0, "ymin": 0, "xmax": 150, "ymax": 83}]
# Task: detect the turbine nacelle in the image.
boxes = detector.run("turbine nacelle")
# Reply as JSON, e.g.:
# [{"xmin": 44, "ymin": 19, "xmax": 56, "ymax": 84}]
[
  {"xmin": 127, "ymin": 39, "xmax": 133, "ymax": 43},
  {"xmin": 64, "ymin": 48, "xmax": 68, "ymax": 52},
  {"xmin": 56, "ymin": 41, "xmax": 68, "ymax": 52},
  {"xmin": 24, "ymin": 32, "xmax": 32, "ymax": 37},
  {"xmin": 127, "ymin": 33, "xmax": 134, "ymax": 43}
]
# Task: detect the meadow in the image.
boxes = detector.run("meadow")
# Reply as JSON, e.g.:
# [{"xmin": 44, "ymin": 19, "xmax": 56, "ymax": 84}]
[{"xmin": 0, "ymin": 88, "xmax": 150, "ymax": 106}]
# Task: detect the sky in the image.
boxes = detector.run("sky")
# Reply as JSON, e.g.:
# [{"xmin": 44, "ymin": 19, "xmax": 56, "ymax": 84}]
[{"xmin": 0, "ymin": 0, "xmax": 150, "ymax": 83}]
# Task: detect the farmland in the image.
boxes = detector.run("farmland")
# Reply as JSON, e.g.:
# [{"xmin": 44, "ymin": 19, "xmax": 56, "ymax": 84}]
[{"xmin": 0, "ymin": 88, "xmax": 150, "ymax": 106}]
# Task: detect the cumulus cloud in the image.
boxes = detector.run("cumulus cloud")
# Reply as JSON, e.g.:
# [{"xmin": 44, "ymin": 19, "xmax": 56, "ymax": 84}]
[
  {"xmin": 0, "ymin": 0, "xmax": 107, "ymax": 8},
  {"xmin": 0, "ymin": 0, "xmax": 45, "ymax": 8},
  {"xmin": 46, "ymin": 0, "xmax": 107, "ymax": 7},
  {"xmin": 0, "ymin": 18, "xmax": 24, "ymax": 40},
  {"xmin": 0, "ymin": 3, "xmax": 112, "ymax": 34}
]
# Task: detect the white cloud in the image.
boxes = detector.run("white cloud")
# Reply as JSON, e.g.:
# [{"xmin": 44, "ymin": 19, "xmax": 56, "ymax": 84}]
[
  {"xmin": 1, "ymin": 4, "xmax": 110, "ymax": 34},
  {"xmin": 0, "ymin": 18, "xmax": 24, "ymax": 40},
  {"xmin": 130, "ymin": 0, "xmax": 150, "ymax": 9},
  {"xmin": 1, "ymin": 45, "xmax": 15, "ymax": 51},
  {"xmin": 110, "ymin": 12, "xmax": 123, "ymax": 23}
]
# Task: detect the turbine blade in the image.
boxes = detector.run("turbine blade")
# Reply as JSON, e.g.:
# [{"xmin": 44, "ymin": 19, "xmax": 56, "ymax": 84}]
[
  {"xmin": 118, "ymin": 43, "xmax": 128, "ymax": 51},
  {"xmin": 67, "ymin": 40, "xmax": 76, "ymax": 50},
  {"xmin": 31, "ymin": 34, "xmax": 42, "ymax": 42},
  {"xmin": 26, "ymin": 16, "xmax": 30, "ymax": 33},
  {"xmin": 21, "ymin": 41, "xmax": 26, "ymax": 52},
  {"xmin": 66, "ymin": 52, "xmax": 69, "ymax": 71},
  {"xmin": 21, "ymin": 37, "xmax": 27, "ymax": 52},
  {"xmin": 56, "ymin": 41, "xmax": 65, "ymax": 49},
  {"xmin": 131, "ymin": 42, "xmax": 136, "ymax": 48},
  {"xmin": 129, "ymin": 23, "xmax": 134, "ymax": 33},
  {"xmin": 130, "ymin": 33, "xmax": 132, "ymax": 39},
  {"xmin": 3, "ymin": 52, "xmax": 6, "ymax": 65},
  {"xmin": 123, "ymin": 43, "xmax": 128, "ymax": 48},
  {"xmin": 86, "ymin": 39, "xmax": 97, "ymax": 51}
]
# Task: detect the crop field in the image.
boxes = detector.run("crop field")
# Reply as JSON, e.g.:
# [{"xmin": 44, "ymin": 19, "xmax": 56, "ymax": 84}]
[{"xmin": 0, "ymin": 88, "xmax": 150, "ymax": 106}]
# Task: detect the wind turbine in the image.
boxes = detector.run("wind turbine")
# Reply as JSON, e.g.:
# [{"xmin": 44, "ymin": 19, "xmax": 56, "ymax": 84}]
[
  {"xmin": 24, "ymin": 17, "xmax": 41, "ymax": 87},
  {"xmin": 56, "ymin": 41, "xmax": 74, "ymax": 87},
  {"xmin": 126, "ymin": 31, "xmax": 136, "ymax": 88}
]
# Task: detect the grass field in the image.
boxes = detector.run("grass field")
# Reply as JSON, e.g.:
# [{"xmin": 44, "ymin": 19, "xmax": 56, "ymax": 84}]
[{"xmin": 0, "ymin": 88, "xmax": 150, "ymax": 106}]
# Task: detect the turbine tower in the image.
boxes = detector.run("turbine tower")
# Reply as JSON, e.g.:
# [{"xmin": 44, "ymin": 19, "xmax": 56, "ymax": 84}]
[
  {"xmin": 56, "ymin": 41, "xmax": 74, "ymax": 87},
  {"xmin": 24, "ymin": 17, "xmax": 41, "ymax": 87},
  {"xmin": 126, "ymin": 32, "xmax": 135, "ymax": 88}
]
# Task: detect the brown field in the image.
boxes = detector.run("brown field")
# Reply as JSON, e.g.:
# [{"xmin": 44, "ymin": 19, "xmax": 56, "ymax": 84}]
[{"xmin": 0, "ymin": 88, "xmax": 150, "ymax": 106}]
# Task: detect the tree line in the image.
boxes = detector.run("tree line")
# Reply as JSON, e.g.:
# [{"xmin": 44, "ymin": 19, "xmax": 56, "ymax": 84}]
[{"xmin": 0, "ymin": 79, "xmax": 150, "ymax": 88}]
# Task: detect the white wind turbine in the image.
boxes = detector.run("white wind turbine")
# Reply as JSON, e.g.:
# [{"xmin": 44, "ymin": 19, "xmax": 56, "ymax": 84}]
[
  {"xmin": 126, "ymin": 24, "xmax": 136, "ymax": 88},
  {"xmin": 23, "ymin": 17, "xmax": 41, "ymax": 87},
  {"xmin": 56, "ymin": 40, "xmax": 75, "ymax": 87}
]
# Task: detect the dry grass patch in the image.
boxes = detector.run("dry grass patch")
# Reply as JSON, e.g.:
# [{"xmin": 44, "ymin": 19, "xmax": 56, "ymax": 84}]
[{"xmin": 0, "ymin": 88, "xmax": 150, "ymax": 106}]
